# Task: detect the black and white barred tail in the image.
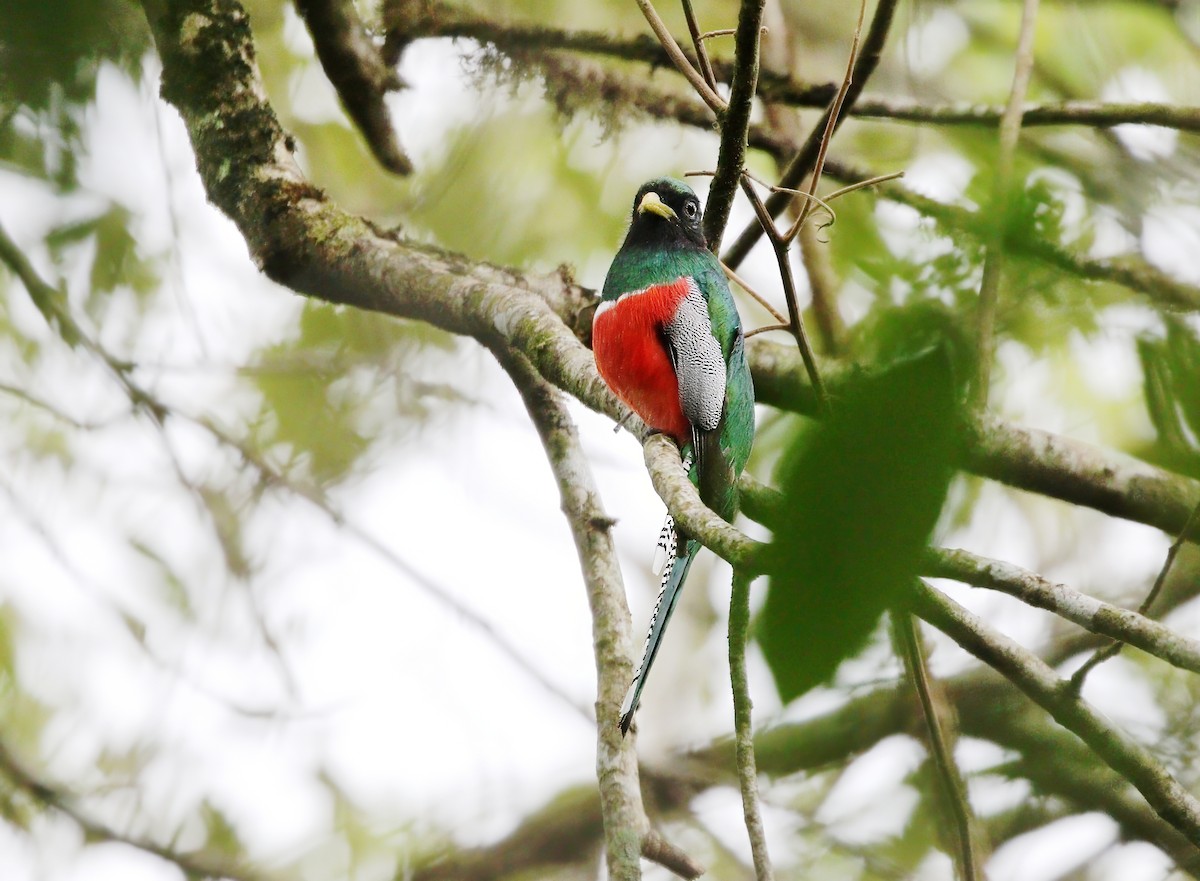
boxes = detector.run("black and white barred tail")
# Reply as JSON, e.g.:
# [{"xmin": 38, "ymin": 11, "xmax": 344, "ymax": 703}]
[{"xmin": 619, "ymin": 532, "xmax": 699, "ymax": 734}]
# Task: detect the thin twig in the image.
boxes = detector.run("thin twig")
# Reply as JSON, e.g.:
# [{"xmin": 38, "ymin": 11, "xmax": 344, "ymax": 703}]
[
  {"xmin": 797, "ymin": 222, "xmax": 846, "ymax": 354},
  {"xmin": 634, "ymin": 0, "xmax": 726, "ymax": 113},
  {"xmin": 722, "ymin": 0, "xmax": 900, "ymax": 269},
  {"xmin": 721, "ymin": 259, "xmax": 788, "ymax": 324},
  {"xmin": 681, "ymin": 0, "xmax": 718, "ymax": 91},
  {"xmin": 1069, "ymin": 499, "xmax": 1200, "ymax": 691},
  {"xmin": 738, "ymin": 176, "xmax": 830, "ymax": 413},
  {"xmin": 710, "ymin": 167, "xmax": 836, "ymax": 224},
  {"xmin": 744, "ymin": 323, "xmax": 792, "ymax": 339},
  {"xmin": 823, "ymin": 170, "xmax": 905, "ymax": 202},
  {"xmin": 892, "ymin": 611, "xmax": 983, "ymax": 881},
  {"xmin": 730, "ymin": 569, "xmax": 774, "ymax": 881},
  {"xmin": 787, "ymin": 0, "xmax": 868, "ymax": 240},
  {"xmin": 973, "ymin": 0, "xmax": 1040, "ymax": 409}
]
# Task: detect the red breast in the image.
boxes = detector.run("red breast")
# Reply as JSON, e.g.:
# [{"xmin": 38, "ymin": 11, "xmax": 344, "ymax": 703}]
[{"xmin": 593, "ymin": 279, "xmax": 692, "ymax": 444}]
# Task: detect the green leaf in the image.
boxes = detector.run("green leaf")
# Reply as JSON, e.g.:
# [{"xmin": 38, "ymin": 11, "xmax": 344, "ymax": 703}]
[
  {"xmin": 759, "ymin": 345, "xmax": 962, "ymax": 703},
  {"xmin": 1137, "ymin": 316, "xmax": 1200, "ymax": 476},
  {"xmin": 0, "ymin": 0, "xmax": 149, "ymax": 109}
]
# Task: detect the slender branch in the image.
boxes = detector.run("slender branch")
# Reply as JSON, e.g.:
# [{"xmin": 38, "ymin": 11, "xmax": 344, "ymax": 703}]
[
  {"xmin": 797, "ymin": 222, "xmax": 846, "ymax": 355},
  {"xmin": 912, "ymin": 579, "xmax": 1200, "ymax": 847},
  {"xmin": 744, "ymin": 322, "xmax": 792, "ymax": 339},
  {"xmin": 634, "ymin": 0, "xmax": 726, "ymax": 113},
  {"xmin": 722, "ymin": 0, "xmax": 899, "ymax": 269},
  {"xmin": 294, "ymin": 0, "xmax": 412, "ymax": 175},
  {"xmin": 927, "ymin": 546, "xmax": 1200, "ymax": 676},
  {"xmin": 849, "ymin": 97, "xmax": 1200, "ymax": 132},
  {"xmin": 703, "ymin": 0, "xmax": 767, "ymax": 250},
  {"xmin": 680, "ymin": 0, "xmax": 717, "ymax": 91},
  {"xmin": 974, "ymin": 0, "xmax": 1041, "ymax": 409},
  {"xmin": 892, "ymin": 611, "xmax": 983, "ymax": 881},
  {"xmin": 729, "ymin": 569, "xmax": 773, "ymax": 881},
  {"xmin": 738, "ymin": 177, "xmax": 830, "ymax": 413},
  {"xmin": 788, "ymin": 0, "xmax": 867, "ymax": 237},
  {"xmin": 493, "ymin": 346, "xmax": 656, "ymax": 881},
  {"xmin": 721, "ymin": 259, "xmax": 788, "ymax": 325},
  {"xmin": 0, "ymin": 381, "xmax": 120, "ymax": 430},
  {"xmin": 0, "ymin": 222, "xmax": 85, "ymax": 348},
  {"xmin": 1069, "ymin": 499, "xmax": 1200, "ymax": 689}
]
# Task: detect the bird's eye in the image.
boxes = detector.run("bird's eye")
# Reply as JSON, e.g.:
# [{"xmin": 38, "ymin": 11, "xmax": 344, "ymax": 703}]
[{"xmin": 683, "ymin": 200, "xmax": 699, "ymax": 220}]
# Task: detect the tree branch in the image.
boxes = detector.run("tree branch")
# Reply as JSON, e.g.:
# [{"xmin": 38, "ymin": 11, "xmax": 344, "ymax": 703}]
[
  {"xmin": 728, "ymin": 569, "xmax": 773, "ymax": 881},
  {"xmin": 294, "ymin": 0, "xmax": 412, "ymax": 175},
  {"xmin": 927, "ymin": 546, "xmax": 1200, "ymax": 675},
  {"xmin": 642, "ymin": 434, "xmax": 761, "ymax": 570},
  {"xmin": 493, "ymin": 346, "xmax": 655, "ymax": 880},
  {"xmin": 912, "ymin": 579, "xmax": 1200, "ymax": 848},
  {"xmin": 702, "ymin": 0, "xmax": 766, "ymax": 251},
  {"xmin": 721, "ymin": 0, "xmax": 900, "ymax": 269}
]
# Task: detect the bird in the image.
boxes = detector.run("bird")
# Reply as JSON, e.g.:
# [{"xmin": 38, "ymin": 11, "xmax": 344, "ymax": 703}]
[{"xmin": 592, "ymin": 177, "xmax": 755, "ymax": 734}]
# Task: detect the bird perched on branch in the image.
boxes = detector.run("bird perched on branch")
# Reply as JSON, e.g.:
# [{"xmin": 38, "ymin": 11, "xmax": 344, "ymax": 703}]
[{"xmin": 592, "ymin": 177, "xmax": 755, "ymax": 734}]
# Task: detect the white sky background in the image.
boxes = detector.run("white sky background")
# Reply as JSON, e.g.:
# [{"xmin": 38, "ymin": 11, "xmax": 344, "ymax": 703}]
[{"xmin": 0, "ymin": 11, "xmax": 1196, "ymax": 881}]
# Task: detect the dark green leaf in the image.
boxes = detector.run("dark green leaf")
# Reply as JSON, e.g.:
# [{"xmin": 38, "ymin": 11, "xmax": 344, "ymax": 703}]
[{"xmin": 759, "ymin": 345, "xmax": 962, "ymax": 703}]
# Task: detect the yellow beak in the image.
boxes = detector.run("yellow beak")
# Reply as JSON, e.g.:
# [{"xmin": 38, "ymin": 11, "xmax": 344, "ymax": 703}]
[{"xmin": 638, "ymin": 191, "xmax": 677, "ymax": 221}]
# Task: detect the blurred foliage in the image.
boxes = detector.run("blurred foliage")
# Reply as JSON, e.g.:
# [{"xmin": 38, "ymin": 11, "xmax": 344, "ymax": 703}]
[
  {"xmin": 46, "ymin": 204, "xmax": 160, "ymax": 309},
  {"xmin": 0, "ymin": 0, "xmax": 1199, "ymax": 879},
  {"xmin": 0, "ymin": 0, "xmax": 147, "ymax": 109},
  {"xmin": 0, "ymin": 0, "xmax": 148, "ymax": 190},
  {"xmin": 249, "ymin": 301, "xmax": 458, "ymax": 485},
  {"xmin": 760, "ymin": 344, "xmax": 961, "ymax": 702}
]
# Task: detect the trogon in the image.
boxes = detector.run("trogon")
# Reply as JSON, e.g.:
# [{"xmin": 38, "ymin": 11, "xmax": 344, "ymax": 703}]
[{"xmin": 592, "ymin": 177, "xmax": 755, "ymax": 734}]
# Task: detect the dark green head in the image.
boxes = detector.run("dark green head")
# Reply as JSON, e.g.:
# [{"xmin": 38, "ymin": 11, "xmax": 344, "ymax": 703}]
[{"xmin": 620, "ymin": 177, "xmax": 706, "ymax": 252}]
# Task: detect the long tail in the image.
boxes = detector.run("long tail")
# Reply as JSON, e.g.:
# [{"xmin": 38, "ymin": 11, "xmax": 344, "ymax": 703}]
[{"xmin": 619, "ymin": 532, "xmax": 700, "ymax": 735}]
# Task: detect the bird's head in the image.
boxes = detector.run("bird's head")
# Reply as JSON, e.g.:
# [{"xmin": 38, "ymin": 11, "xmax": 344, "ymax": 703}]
[{"xmin": 623, "ymin": 177, "xmax": 707, "ymax": 251}]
